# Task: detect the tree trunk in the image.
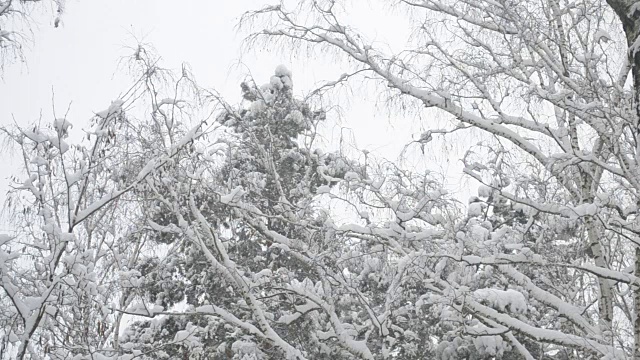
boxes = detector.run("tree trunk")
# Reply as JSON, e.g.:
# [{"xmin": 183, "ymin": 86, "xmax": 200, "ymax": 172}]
[
  {"xmin": 607, "ymin": 0, "xmax": 640, "ymax": 355},
  {"xmin": 586, "ymin": 218, "xmax": 614, "ymax": 337}
]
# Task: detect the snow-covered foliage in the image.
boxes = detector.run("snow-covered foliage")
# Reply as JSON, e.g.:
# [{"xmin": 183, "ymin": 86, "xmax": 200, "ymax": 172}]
[
  {"xmin": 0, "ymin": 46, "xmax": 208, "ymax": 359},
  {"xmin": 114, "ymin": 65, "xmax": 456, "ymax": 359},
  {"xmin": 240, "ymin": 0, "xmax": 640, "ymax": 358},
  {"xmin": 4, "ymin": 0, "xmax": 640, "ymax": 358}
]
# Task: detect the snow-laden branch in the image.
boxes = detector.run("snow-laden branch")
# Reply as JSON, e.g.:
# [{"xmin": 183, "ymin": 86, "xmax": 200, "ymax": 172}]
[{"xmin": 466, "ymin": 298, "xmax": 622, "ymax": 357}]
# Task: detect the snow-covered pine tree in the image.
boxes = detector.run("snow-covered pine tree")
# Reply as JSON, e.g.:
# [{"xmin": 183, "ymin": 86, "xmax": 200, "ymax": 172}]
[
  {"xmin": 122, "ymin": 65, "xmax": 455, "ymax": 359},
  {"xmin": 122, "ymin": 66, "xmax": 353, "ymax": 359}
]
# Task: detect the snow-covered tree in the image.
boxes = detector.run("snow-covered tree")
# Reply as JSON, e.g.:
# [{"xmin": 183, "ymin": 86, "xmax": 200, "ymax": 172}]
[
  {"xmin": 7, "ymin": 0, "xmax": 640, "ymax": 358},
  {"xmin": 0, "ymin": 45, "xmax": 211, "ymax": 359},
  {"xmin": 103, "ymin": 59, "xmax": 479, "ymax": 360},
  {"xmin": 120, "ymin": 64, "xmax": 339, "ymax": 359},
  {"xmin": 239, "ymin": 0, "xmax": 640, "ymax": 358}
]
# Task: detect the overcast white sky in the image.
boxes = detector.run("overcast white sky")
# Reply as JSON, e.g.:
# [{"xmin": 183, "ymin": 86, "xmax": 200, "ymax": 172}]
[{"xmin": 0, "ymin": 1, "xmax": 468, "ymax": 228}]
